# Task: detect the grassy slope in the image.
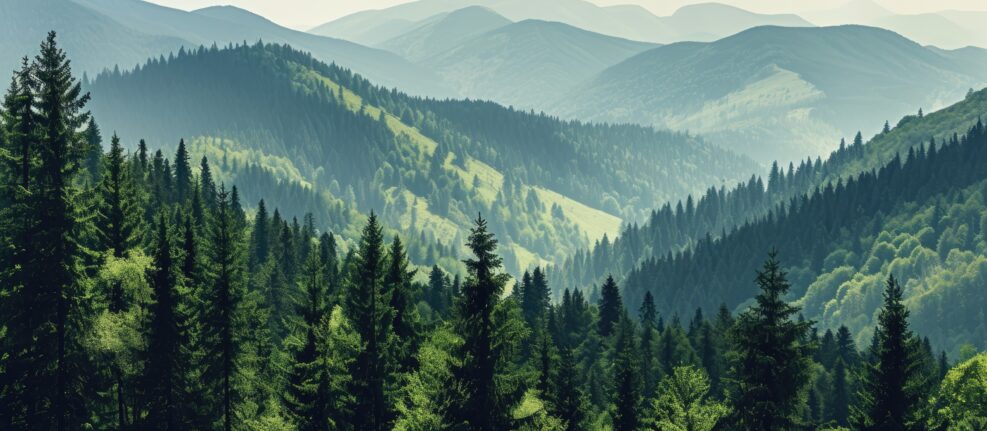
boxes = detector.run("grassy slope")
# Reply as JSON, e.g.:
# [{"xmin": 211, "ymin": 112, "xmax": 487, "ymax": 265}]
[{"xmin": 298, "ymin": 62, "xmax": 623, "ymax": 272}]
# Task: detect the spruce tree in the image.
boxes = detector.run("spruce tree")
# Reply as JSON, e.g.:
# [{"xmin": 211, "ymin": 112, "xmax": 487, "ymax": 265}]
[
  {"xmin": 827, "ymin": 358, "xmax": 850, "ymax": 427},
  {"xmin": 173, "ymin": 139, "xmax": 192, "ymax": 203},
  {"xmin": 286, "ymin": 246, "xmax": 331, "ymax": 431},
  {"xmin": 598, "ymin": 275, "xmax": 622, "ymax": 337},
  {"xmin": 144, "ymin": 214, "xmax": 187, "ymax": 430},
  {"xmin": 343, "ymin": 213, "xmax": 395, "ymax": 431},
  {"xmin": 96, "ymin": 132, "xmax": 143, "ymax": 258},
  {"xmin": 12, "ymin": 31, "xmax": 93, "ymax": 430},
  {"xmin": 854, "ymin": 274, "xmax": 926, "ymax": 430},
  {"xmin": 728, "ymin": 251, "xmax": 813, "ymax": 430},
  {"xmin": 639, "ymin": 292, "xmax": 659, "ymax": 399},
  {"xmin": 522, "ymin": 266, "xmax": 551, "ymax": 327},
  {"xmin": 385, "ymin": 236, "xmax": 420, "ymax": 372},
  {"xmin": 0, "ymin": 56, "xmax": 39, "ymax": 431},
  {"xmin": 451, "ymin": 215, "xmax": 525, "ymax": 430},
  {"xmin": 612, "ymin": 314, "xmax": 642, "ymax": 431},
  {"xmin": 199, "ymin": 157, "xmax": 217, "ymax": 210},
  {"xmin": 249, "ymin": 199, "xmax": 269, "ymax": 269},
  {"xmin": 554, "ymin": 347, "xmax": 589, "ymax": 431},
  {"xmin": 201, "ymin": 185, "xmax": 245, "ymax": 431}
]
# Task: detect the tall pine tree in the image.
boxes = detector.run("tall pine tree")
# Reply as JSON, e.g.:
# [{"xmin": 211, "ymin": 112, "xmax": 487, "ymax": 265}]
[
  {"xmin": 728, "ymin": 252, "xmax": 813, "ymax": 430},
  {"xmin": 854, "ymin": 274, "xmax": 926, "ymax": 430}
]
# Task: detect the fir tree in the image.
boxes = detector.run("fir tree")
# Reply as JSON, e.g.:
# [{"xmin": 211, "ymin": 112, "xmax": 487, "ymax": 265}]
[
  {"xmin": 173, "ymin": 139, "xmax": 192, "ymax": 203},
  {"xmin": 199, "ymin": 157, "xmax": 217, "ymax": 210},
  {"xmin": 728, "ymin": 251, "xmax": 813, "ymax": 430},
  {"xmin": 450, "ymin": 215, "xmax": 525, "ymax": 430},
  {"xmin": 249, "ymin": 199, "xmax": 269, "ymax": 269},
  {"xmin": 285, "ymin": 246, "xmax": 331, "ymax": 431},
  {"xmin": 827, "ymin": 358, "xmax": 850, "ymax": 427},
  {"xmin": 343, "ymin": 213, "xmax": 395, "ymax": 431},
  {"xmin": 612, "ymin": 314, "xmax": 642, "ymax": 431},
  {"xmin": 96, "ymin": 132, "xmax": 143, "ymax": 258},
  {"xmin": 639, "ymin": 292, "xmax": 659, "ymax": 399},
  {"xmin": 201, "ymin": 185, "xmax": 245, "ymax": 431},
  {"xmin": 554, "ymin": 347, "xmax": 589, "ymax": 431},
  {"xmin": 144, "ymin": 214, "xmax": 187, "ymax": 430},
  {"xmin": 598, "ymin": 275, "xmax": 622, "ymax": 337},
  {"xmin": 854, "ymin": 274, "xmax": 926, "ymax": 430},
  {"xmin": 14, "ymin": 31, "xmax": 93, "ymax": 430},
  {"xmin": 385, "ymin": 236, "xmax": 420, "ymax": 372}
]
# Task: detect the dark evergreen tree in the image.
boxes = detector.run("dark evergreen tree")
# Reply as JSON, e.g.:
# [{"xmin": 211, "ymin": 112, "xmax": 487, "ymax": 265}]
[
  {"xmin": 639, "ymin": 292, "xmax": 659, "ymax": 399},
  {"xmin": 1, "ymin": 32, "xmax": 94, "ymax": 430},
  {"xmin": 385, "ymin": 236, "xmax": 420, "ymax": 372},
  {"xmin": 522, "ymin": 267, "xmax": 551, "ymax": 328},
  {"xmin": 343, "ymin": 213, "xmax": 395, "ymax": 431},
  {"xmin": 450, "ymin": 215, "xmax": 525, "ymax": 430},
  {"xmin": 285, "ymin": 246, "xmax": 331, "ymax": 431},
  {"xmin": 612, "ymin": 314, "xmax": 641, "ymax": 431},
  {"xmin": 554, "ymin": 347, "xmax": 589, "ymax": 431},
  {"xmin": 96, "ymin": 132, "xmax": 143, "ymax": 258},
  {"xmin": 199, "ymin": 157, "xmax": 217, "ymax": 210},
  {"xmin": 201, "ymin": 186, "xmax": 245, "ymax": 431},
  {"xmin": 173, "ymin": 139, "xmax": 192, "ymax": 203},
  {"xmin": 249, "ymin": 199, "xmax": 270, "ymax": 269},
  {"xmin": 854, "ymin": 274, "xmax": 926, "ymax": 431},
  {"xmin": 144, "ymin": 214, "xmax": 188, "ymax": 430},
  {"xmin": 827, "ymin": 358, "xmax": 850, "ymax": 427},
  {"xmin": 728, "ymin": 252, "xmax": 813, "ymax": 430},
  {"xmin": 598, "ymin": 275, "xmax": 622, "ymax": 337}
]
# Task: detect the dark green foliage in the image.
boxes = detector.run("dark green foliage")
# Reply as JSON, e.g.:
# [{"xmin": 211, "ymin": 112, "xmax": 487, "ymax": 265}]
[
  {"xmin": 201, "ymin": 186, "xmax": 246, "ymax": 431},
  {"xmin": 854, "ymin": 275, "xmax": 927, "ymax": 430},
  {"xmin": 611, "ymin": 314, "xmax": 642, "ymax": 431},
  {"xmin": 597, "ymin": 275, "xmax": 622, "ymax": 337},
  {"xmin": 96, "ymin": 132, "xmax": 144, "ymax": 258},
  {"xmin": 449, "ymin": 215, "xmax": 526, "ymax": 430},
  {"xmin": 827, "ymin": 358, "xmax": 851, "ymax": 427},
  {"xmin": 554, "ymin": 347, "xmax": 589, "ymax": 431},
  {"xmin": 144, "ymin": 214, "xmax": 188, "ymax": 430},
  {"xmin": 285, "ymin": 246, "xmax": 331, "ymax": 431},
  {"xmin": 0, "ymin": 31, "xmax": 93, "ymax": 430},
  {"xmin": 343, "ymin": 213, "xmax": 396, "ymax": 431},
  {"xmin": 385, "ymin": 236, "xmax": 420, "ymax": 373},
  {"xmin": 173, "ymin": 139, "xmax": 192, "ymax": 203},
  {"xmin": 728, "ymin": 252, "xmax": 814, "ymax": 430}
]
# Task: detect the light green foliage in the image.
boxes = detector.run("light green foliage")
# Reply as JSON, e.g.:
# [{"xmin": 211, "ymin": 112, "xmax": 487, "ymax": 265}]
[
  {"xmin": 650, "ymin": 366, "xmax": 729, "ymax": 431},
  {"xmin": 928, "ymin": 353, "xmax": 987, "ymax": 429},
  {"xmin": 394, "ymin": 327, "xmax": 462, "ymax": 431},
  {"xmin": 794, "ymin": 180, "xmax": 987, "ymax": 355},
  {"xmin": 89, "ymin": 252, "xmax": 154, "ymax": 375}
]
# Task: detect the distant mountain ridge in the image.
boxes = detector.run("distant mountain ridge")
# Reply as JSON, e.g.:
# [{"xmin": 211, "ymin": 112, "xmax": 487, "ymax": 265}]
[
  {"xmin": 421, "ymin": 18, "xmax": 658, "ymax": 109},
  {"xmin": 311, "ymin": 0, "xmax": 813, "ymax": 45},
  {"xmin": 0, "ymin": 0, "xmax": 451, "ymax": 96},
  {"xmin": 377, "ymin": 6, "xmax": 513, "ymax": 62},
  {"xmin": 554, "ymin": 25, "xmax": 987, "ymax": 163}
]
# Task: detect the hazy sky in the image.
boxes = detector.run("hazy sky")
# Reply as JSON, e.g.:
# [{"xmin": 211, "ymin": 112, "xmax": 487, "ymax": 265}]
[{"xmin": 146, "ymin": 0, "xmax": 987, "ymax": 30}]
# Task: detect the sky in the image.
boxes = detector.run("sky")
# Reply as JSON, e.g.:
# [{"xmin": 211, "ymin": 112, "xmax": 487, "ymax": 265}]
[{"xmin": 145, "ymin": 0, "xmax": 987, "ymax": 30}]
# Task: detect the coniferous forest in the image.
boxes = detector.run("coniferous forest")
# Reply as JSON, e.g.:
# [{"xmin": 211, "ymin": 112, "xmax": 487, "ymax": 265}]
[{"xmin": 3, "ymin": 25, "xmax": 987, "ymax": 431}]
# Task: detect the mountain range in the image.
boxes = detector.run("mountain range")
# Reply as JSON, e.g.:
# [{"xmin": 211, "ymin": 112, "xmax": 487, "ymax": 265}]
[
  {"xmin": 310, "ymin": 0, "xmax": 812, "ymax": 45},
  {"xmin": 85, "ymin": 42, "xmax": 758, "ymax": 274},
  {"xmin": 0, "ymin": 0, "xmax": 449, "ymax": 96},
  {"xmin": 554, "ymin": 25, "xmax": 987, "ymax": 162}
]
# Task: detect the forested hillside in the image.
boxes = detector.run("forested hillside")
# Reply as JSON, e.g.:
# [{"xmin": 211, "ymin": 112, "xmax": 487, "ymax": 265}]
[
  {"xmin": 551, "ymin": 88, "xmax": 987, "ymax": 293},
  {"xmin": 85, "ymin": 41, "xmax": 757, "ymax": 274},
  {"xmin": 4, "ymin": 34, "xmax": 986, "ymax": 431},
  {"xmin": 615, "ymin": 111, "xmax": 987, "ymax": 357}
]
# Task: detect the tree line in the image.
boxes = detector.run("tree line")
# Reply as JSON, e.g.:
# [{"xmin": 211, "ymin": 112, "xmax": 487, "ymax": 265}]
[{"xmin": 2, "ymin": 33, "xmax": 985, "ymax": 431}]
